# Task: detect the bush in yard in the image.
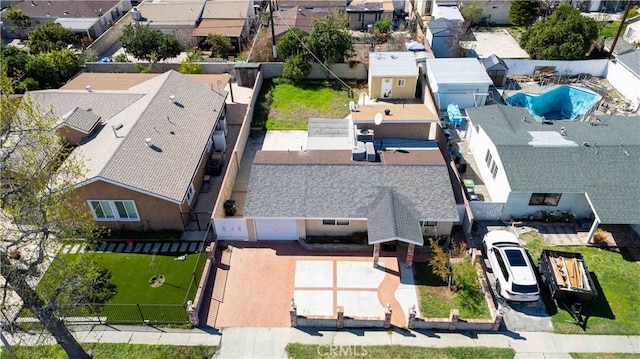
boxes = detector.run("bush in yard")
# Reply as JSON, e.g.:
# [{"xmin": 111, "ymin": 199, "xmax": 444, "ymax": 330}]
[
  {"xmin": 206, "ymin": 33, "xmax": 234, "ymax": 59},
  {"xmin": 28, "ymin": 21, "xmax": 77, "ymax": 54},
  {"xmin": 282, "ymin": 54, "xmax": 311, "ymax": 83},
  {"xmin": 120, "ymin": 23, "xmax": 183, "ymax": 62},
  {"xmin": 509, "ymin": 0, "xmax": 541, "ymax": 26},
  {"xmin": 374, "ymin": 17, "xmax": 392, "ymax": 34},
  {"xmin": 428, "ymin": 238, "xmax": 451, "ymax": 286}
]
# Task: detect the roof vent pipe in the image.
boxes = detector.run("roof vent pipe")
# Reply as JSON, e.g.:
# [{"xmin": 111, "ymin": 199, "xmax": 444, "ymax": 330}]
[
  {"xmin": 145, "ymin": 138, "xmax": 153, "ymax": 147},
  {"xmin": 169, "ymin": 95, "xmax": 176, "ymax": 103},
  {"xmin": 85, "ymin": 85, "xmax": 92, "ymax": 92}
]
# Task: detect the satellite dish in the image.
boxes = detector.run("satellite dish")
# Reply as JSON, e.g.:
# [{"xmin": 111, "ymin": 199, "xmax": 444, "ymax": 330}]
[
  {"xmin": 374, "ymin": 113, "xmax": 383, "ymax": 125},
  {"xmin": 349, "ymin": 101, "xmax": 356, "ymax": 112}
]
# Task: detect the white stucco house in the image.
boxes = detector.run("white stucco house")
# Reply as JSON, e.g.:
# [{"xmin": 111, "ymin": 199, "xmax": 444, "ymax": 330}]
[{"xmin": 465, "ymin": 105, "xmax": 640, "ymax": 242}]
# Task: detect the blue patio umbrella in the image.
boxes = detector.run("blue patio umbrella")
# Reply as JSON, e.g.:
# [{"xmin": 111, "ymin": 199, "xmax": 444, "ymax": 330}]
[{"xmin": 405, "ymin": 41, "xmax": 426, "ymax": 52}]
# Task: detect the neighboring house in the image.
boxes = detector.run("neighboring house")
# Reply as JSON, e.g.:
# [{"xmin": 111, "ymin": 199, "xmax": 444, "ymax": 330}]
[
  {"xmin": 1, "ymin": 0, "xmax": 131, "ymax": 40},
  {"xmin": 623, "ymin": 16, "xmax": 640, "ymax": 45},
  {"xmin": 368, "ymin": 52, "xmax": 418, "ymax": 100},
  {"xmin": 482, "ymin": 54, "xmax": 509, "ymax": 87},
  {"xmin": 216, "ymin": 103, "xmax": 459, "ymax": 256},
  {"xmin": 605, "ymin": 38, "xmax": 640, "ymax": 106},
  {"xmin": 346, "ymin": 0, "xmax": 393, "ymax": 31},
  {"xmin": 275, "ymin": 0, "xmax": 345, "ymax": 12},
  {"xmin": 272, "ymin": 5, "xmax": 327, "ymax": 39},
  {"xmin": 425, "ymin": 57, "xmax": 493, "ymax": 111},
  {"xmin": 425, "ymin": 17, "xmax": 458, "ymax": 58},
  {"xmin": 135, "ymin": 0, "xmax": 206, "ymax": 46},
  {"xmin": 27, "ymin": 71, "xmax": 229, "ymax": 231},
  {"xmin": 194, "ymin": 0, "xmax": 256, "ymax": 51},
  {"xmin": 465, "ymin": 105, "xmax": 640, "ymax": 242}
]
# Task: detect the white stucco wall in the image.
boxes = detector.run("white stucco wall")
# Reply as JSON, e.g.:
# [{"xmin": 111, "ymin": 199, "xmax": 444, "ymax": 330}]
[
  {"xmin": 466, "ymin": 123, "xmax": 511, "ymax": 202},
  {"xmin": 504, "ymin": 59, "xmax": 608, "ymax": 77},
  {"xmin": 606, "ymin": 59, "xmax": 640, "ymax": 105},
  {"xmin": 431, "ymin": 83, "xmax": 490, "ymax": 110},
  {"xmin": 501, "ymin": 192, "xmax": 593, "ymax": 220},
  {"xmin": 482, "ymin": 1, "xmax": 511, "ymax": 24}
]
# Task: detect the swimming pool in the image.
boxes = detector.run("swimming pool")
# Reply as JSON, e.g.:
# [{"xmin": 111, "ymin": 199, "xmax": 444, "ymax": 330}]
[{"xmin": 505, "ymin": 85, "xmax": 601, "ymax": 121}]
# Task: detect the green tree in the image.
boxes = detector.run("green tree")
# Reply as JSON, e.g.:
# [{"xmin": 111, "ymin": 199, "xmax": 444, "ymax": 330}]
[
  {"xmin": 373, "ymin": 17, "xmax": 392, "ymax": 34},
  {"xmin": 205, "ymin": 33, "xmax": 234, "ymax": 58},
  {"xmin": 428, "ymin": 238, "xmax": 451, "ymax": 285},
  {"xmin": 120, "ymin": 23, "xmax": 183, "ymax": 62},
  {"xmin": 179, "ymin": 48, "xmax": 203, "ymax": 74},
  {"xmin": 460, "ymin": 3, "xmax": 484, "ymax": 25},
  {"xmin": 520, "ymin": 4, "xmax": 598, "ymax": 60},
  {"xmin": 306, "ymin": 14, "xmax": 354, "ymax": 65},
  {"xmin": 282, "ymin": 54, "xmax": 311, "ymax": 83},
  {"xmin": 0, "ymin": 46, "xmax": 29, "ymax": 80},
  {"xmin": 276, "ymin": 28, "xmax": 306, "ymax": 59},
  {"xmin": 509, "ymin": 0, "xmax": 540, "ymax": 26},
  {"xmin": 25, "ymin": 53, "xmax": 58, "ymax": 88},
  {"xmin": 28, "ymin": 21, "xmax": 77, "ymax": 54},
  {"xmin": 5, "ymin": 8, "xmax": 31, "ymax": 40},
  {"xmin": 1, "ymin": 76, "xmax": 99, "ymax": 359}
]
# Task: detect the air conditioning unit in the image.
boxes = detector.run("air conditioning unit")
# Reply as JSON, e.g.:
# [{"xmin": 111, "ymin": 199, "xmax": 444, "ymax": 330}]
[{"xmin": 356, "ymin": 128, "xmax": 374, "ymax": 142}]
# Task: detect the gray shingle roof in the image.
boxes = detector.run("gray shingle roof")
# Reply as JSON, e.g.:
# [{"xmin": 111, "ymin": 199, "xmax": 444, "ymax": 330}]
[
  {"xmin": 466, "ymin": 105, "xmax": 640, "ymax": 224},
  {"xmin": 63, "ymin": 107, "xmax": 101, "ymax": 134},
  {"xmin": 367, "ymin": 187, "xmax": 424, "ymax": 246},
  {"xmin": 29, "ymin": 71, "xmax": 227, "ymax": 203},
  {"xmin": 244, "ymin": 160, "xmax": 460, "ymax": 222}
]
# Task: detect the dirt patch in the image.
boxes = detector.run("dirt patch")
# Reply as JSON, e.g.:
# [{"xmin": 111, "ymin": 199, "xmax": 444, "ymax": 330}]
[{"xmin": 149, "ymin": 275, "xmax": 165, "ymax": 288}]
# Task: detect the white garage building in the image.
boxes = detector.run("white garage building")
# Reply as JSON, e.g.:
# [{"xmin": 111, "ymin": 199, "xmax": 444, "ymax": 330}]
[{"xmin": 426, "ymin": 58, "xmax": 493, "ymax": 111}]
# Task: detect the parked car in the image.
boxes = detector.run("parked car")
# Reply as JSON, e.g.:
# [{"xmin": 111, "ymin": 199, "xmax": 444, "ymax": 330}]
[{"xmin": 483, "ymin": 230, "xmax": 540, "ymax": 302}]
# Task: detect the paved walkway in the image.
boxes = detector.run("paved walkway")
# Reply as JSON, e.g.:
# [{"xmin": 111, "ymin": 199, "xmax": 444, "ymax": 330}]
[
  {"xmin": 5, "ymin": 326, "xmax": 638, "ymax": 359},
  {"xmin": 60, "ymin": 241, "xmax": 206, "ymax": 256}
]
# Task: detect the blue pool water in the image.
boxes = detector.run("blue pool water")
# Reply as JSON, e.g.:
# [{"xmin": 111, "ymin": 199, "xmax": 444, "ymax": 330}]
[{"xmin": 506, "ymin": 85, "xmax": 601, "ymax": 120}]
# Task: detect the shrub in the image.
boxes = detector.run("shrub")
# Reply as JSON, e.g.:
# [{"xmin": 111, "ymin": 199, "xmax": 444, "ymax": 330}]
[
  {"xmin": 428, "ymin": 238, "xmax": 451, "ymax": 285},
  {"xmin": 592, "ymin": 228, "xmax": 609, "ymax": 245}
]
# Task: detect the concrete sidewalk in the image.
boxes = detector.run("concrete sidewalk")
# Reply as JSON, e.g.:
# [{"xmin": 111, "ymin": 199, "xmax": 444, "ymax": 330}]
[{"xmin": 3, "ymin": 325, "xmax": 639, "ymax": 359}]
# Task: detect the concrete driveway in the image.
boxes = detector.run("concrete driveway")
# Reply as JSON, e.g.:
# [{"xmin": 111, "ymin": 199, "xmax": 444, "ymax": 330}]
[
  {"xmin": 207, "ymin": 242, "xmax": 420, "ymax": 328},
  {"xmin": 460, "ymin": 29, "xmax": 529, "ymax": 59}
]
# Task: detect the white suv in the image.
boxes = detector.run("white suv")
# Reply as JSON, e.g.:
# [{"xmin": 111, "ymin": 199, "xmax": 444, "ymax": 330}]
[{"xmin": 483, "ymin": 230, "xmax": 540, "ymax": 302}]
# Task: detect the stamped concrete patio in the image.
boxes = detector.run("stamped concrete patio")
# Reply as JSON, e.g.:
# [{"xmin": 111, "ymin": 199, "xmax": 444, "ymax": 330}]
[{"xmin": 202, "ymin": 242, "xmax": 420, "ymax": 328}]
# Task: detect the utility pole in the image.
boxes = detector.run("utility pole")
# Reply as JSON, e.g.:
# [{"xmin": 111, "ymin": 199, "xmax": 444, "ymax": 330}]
[
  {"xmin": 609, "ymin": 0, "xmax": 632, "ymax": 59},
  {"xmin": 269, "ymin": 0, "xmax": 277, "ymax": 60}
]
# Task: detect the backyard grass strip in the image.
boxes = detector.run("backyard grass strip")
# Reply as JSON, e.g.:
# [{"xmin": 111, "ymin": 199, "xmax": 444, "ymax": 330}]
[
  {"xmin": 2, "ymin": 344, "xmax": 217, "ymax": 359},
  {"xmin": 286, "ymin": 344, "xmax": 515, "ymax": 359},
  {"xmin": 251, "ymin": 79, "xmax": 351, "ymax": 130}
]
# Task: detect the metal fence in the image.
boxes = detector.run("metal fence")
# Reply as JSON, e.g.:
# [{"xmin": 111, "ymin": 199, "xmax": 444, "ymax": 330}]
[{"xmin": 181, "ymin": 211, "xmax": 213, "ymax": 231}]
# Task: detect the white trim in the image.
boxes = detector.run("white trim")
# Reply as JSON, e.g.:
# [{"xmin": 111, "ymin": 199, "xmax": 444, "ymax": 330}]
[
  {"xmin": 87, "ymin": 199, "xmax": 140, "ymax": 222},
  {"xmin": 76, "ymin": 177, "xmax": 182, "ymax": 204}
]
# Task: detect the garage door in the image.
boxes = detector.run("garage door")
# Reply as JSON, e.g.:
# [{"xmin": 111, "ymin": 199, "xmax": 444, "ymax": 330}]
[
  {"xmin": 254, "ymin": 219, "xmax": 299, "ymax": 240},
  {"xmin": 438, "ymin": 93, "xmax": 474, "ymax": 110}
]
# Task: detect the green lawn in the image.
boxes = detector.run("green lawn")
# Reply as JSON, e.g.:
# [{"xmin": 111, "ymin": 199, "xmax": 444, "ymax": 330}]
[
  {"xmin": 62, "ymin": 251, "xmax": 207, "ymax": 305},
  {"xmin": 600, "ymin": 21, "xmax": 622, "ymax": 39},
  {"xmin": 3, "ymin": 344, "xmax": 217, "ymax": 359},
  {"xmin": 251, "ymin": 79, "xmax": 352, "ymax": 130},
  {"xmin": 414, "ymin": 262, "xmax": 492, "ymax": 320},
  {"xmin": 521, "ymin": 232, "xmax": 640, "ymax": 335},
  {"xmin": 286, "ymin": 344, "xmax": 515, "ymax": 359}
]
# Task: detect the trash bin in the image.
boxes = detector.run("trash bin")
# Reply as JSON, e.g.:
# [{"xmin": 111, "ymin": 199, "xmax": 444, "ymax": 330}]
[{"xmin": 224, "ymin": 200, "xmax": 237, "ymax": 216}]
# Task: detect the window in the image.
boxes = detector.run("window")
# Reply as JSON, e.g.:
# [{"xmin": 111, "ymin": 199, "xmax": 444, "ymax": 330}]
[
  {"xmin": 374, "ymin": 13, "xmax": 381, "ymax": 21},
  {"xmin": 397, "ymin": 79, "xmax": 405, "ymax": 87},
  {"xmin": 490, "ymin": 162, "xmax": 498, "ymax": 179},
  {"xmin": 484, "ymin": 149, "xmax": 493, "ymax": 167},
  {"xmin": 494, "ymin": 251, "xmax": 509, "ymax": 281},
  {"xmin": 358, "ymin": 13, "xmax": 365, "ymax": 21},
  {"xmin": 322, "ymin": 219, "xmax": 349, "ymax": 226},
  {"xmin": 529, "ymin": 193, "xmax": 562, "ymax": 206},
  {"xmin": 186, "ymin": 183, "xmax": 196, "ymax": 205},
  {"xmin": 625, "ymin": 27, "xmax": 636, "ymax": 41},
  {"xmin": 420, "ymin": 221, "xmax": 437, "ymax": 227},
  {"xmin": 89, "ymin": 200, "xmax": 139, "ymax": 221}
]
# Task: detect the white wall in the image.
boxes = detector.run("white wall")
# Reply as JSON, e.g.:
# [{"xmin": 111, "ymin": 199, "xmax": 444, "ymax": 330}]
[
  {"xmin": 501, "ymin": 192, "xmax": 593, "ymax": 220},
  {"xmin": 466, "ymin": 124, "xmax": 511, "ymax": 202},
  {"xmin": 482, "ymin": 1, "xmax": 510, "ymax": 25},
  {"xmin": 504, "ymin": 59, "xmax": 608, "ymax": 77},
  {"xmin": 606, "ymin": 59, "xmax": 640, "ymax": 105}
]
